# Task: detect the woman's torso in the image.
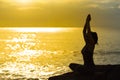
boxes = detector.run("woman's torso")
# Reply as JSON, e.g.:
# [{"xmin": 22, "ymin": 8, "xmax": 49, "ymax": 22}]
[
  {"xmin": 81, "ymin": 34, "xmax": 95, "ymax": 54},
  {"xmin": 81, "ymin": 44, "xmax": 94, "ymax": 55}
]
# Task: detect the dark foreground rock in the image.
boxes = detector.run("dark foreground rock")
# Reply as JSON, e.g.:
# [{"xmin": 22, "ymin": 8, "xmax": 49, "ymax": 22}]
[{"xmin": 48, "ymin": 64, "xmax": 120, "ymax": 80}]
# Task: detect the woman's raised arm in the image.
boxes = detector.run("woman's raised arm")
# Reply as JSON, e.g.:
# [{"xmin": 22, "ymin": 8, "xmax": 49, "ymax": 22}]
[
  {"xmin": 83, "ymin": 14, "xmax": 91, "ymax": 42},
  {"xmin": 86, "ymin": 14, "xmax": 91, "ymax": 33}
]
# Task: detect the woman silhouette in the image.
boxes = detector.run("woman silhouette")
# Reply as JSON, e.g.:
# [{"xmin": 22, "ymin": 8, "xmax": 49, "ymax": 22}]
[
  {"xmin": 69, "ymin": 14, "xmax": 98, "ymax": 73},
  {"xmin": 81, "ymin": 14, "xmax": 98, "ymax": 71}
]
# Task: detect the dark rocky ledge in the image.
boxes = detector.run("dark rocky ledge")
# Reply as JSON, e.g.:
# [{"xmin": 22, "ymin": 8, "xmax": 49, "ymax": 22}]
[{"xmin": 48, "ymin": 64, "xmax": 120, "ymax": 80}]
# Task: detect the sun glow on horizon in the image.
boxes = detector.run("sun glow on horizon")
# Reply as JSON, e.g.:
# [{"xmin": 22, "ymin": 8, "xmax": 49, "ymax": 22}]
[
  {"xmin": 15, "ymin": 0, "xmax": 32, "ymax": 4},
  {"xmin": 4, "ymin": 28, "xmax": 64, "ymax": 32},
  {"xmin": 5, "ymin": 0, "xmax": 47, "ymax": 6},
  {"xmin": 12, "ymin": 0, "xmax": 33, "ymax": 4}
]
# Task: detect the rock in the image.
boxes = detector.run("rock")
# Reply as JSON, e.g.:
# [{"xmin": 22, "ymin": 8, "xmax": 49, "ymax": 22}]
[{"xmin": 48, "ymin": 64, "xmax": 120, "ymax": 80}]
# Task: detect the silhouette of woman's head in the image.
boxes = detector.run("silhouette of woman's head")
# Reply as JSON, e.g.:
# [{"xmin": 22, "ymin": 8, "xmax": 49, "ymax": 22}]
[{"xmin": 91, "ymin": 32, "xmax": 98, "ymax": 44}]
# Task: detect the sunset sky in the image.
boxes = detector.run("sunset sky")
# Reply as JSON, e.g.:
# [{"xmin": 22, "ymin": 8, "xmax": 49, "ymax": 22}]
[{"xmin": 0, "ymin": 0, "xmax": 120, "ymax": 29}]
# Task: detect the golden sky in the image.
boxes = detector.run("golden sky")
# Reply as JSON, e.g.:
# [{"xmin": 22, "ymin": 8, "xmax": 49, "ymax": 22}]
[{"xmin": 0, "ymin": 0, "xmax": 120, "ymax": 28}]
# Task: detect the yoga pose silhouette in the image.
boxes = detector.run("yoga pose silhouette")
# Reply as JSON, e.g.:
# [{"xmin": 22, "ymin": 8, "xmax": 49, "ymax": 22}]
[
  {"xmin": 81, "ymin": 14, "xmax": 98, "ymax": 71},
  {"xmin": 69, "ymin": 14, "xmax": 98, "ymax": 73}
]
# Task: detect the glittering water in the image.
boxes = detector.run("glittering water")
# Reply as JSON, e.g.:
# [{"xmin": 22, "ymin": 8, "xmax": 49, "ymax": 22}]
[{"xmin": 0, "ymin": 27, "xmax": 120, "ymax": 80}]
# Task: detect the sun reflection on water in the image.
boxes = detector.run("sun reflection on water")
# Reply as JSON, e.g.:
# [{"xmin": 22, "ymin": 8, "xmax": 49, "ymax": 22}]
[{"xmin": 0, "ymin": 28, "xmax": 82, "ymax": 79}]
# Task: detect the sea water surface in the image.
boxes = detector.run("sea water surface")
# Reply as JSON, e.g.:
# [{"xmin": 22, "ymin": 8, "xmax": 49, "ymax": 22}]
[{"xmin": 0, "ymin": 27, "xmax": 120, "ymax": 80}]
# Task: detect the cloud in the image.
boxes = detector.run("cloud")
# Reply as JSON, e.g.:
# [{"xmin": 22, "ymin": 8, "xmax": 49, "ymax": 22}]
[
  {"xmin": 86, "ymin": 0, "xmax": 120, "ymax": 9},
  {"xmin": 118, "ymin": 5, "xmax": 120, "ymax": 9},
  {"xmin": 0, "ymin": 0, "xmax": 119, "ymax": 10},
  {"xmin": 0, "ymin": 0, "xmax": 120, "ymax": 28}
]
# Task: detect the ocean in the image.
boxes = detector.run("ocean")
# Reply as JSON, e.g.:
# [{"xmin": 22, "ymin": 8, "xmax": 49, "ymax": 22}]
[{"xmin": 0, "ymin": 27, "xmax": 120, "ymax": 80}]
